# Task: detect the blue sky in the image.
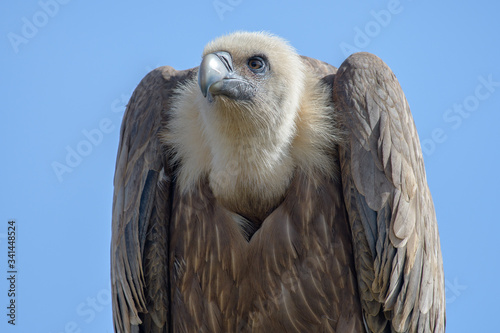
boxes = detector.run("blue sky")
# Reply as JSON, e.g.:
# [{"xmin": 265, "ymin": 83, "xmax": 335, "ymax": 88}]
[{"xmin": 1, "ymin": 1, "xmax": 499, "ymax": 332}]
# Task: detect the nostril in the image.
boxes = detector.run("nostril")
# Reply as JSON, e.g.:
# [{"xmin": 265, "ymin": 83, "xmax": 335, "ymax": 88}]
[{"xmin": 214, "ymin": 51, "xmax": 233, "ymax": 72}]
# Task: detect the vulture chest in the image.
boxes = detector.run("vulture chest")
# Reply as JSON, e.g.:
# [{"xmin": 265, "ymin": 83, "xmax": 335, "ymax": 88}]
[{"xmin": 168, "ymin": 171, "xmax": 365, "ymax": 332}]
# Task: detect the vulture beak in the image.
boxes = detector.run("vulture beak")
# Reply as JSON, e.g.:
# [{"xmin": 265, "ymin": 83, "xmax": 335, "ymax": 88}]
[{"xmin": 198, "ymin": 51, "xmax": 254, "ymax": 100}]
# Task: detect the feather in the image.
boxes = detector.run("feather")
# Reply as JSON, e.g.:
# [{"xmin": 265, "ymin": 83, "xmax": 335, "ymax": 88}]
[{"xmin": 334, "ymin": 52, "xmax": 445, "ymax": 332}]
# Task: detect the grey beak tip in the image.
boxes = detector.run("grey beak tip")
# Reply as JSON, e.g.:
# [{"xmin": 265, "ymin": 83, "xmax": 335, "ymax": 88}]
[
  {"xmin": 198, "ymin": 52, "xmax": 231, "ymax": 99},
  {"xmin": 198, "ymin": 66, "xmax": 208, "ymax": 98},
  {"xmin": 198, "ymin": 72, "xmax": 208, "ymax": 97}
]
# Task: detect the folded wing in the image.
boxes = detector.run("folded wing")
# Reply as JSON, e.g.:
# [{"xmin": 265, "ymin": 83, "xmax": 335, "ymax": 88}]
[
  {"xmin": 333, "ymin": 53, "xmax": 445, "ymax": 332},
  {"xmin": 111, "ymin": 66, "xmax": 195, "ymax": 333}
]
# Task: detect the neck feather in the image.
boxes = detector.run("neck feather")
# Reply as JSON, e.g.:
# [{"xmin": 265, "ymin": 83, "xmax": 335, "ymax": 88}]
[{"xmin": 163, "ymin": 74, "xmax": 339, "ymax": 220}]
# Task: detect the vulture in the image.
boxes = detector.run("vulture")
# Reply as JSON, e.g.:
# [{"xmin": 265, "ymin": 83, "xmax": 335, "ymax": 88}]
[{"xmin": 111, "ymin": 31, "xmax": 445, "ymax": 333}]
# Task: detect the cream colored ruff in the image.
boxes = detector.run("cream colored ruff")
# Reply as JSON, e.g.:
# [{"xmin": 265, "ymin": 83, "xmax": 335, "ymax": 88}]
[{"xmin": 163, "ymin": 31, "xmax": 340, "ymax": 220}]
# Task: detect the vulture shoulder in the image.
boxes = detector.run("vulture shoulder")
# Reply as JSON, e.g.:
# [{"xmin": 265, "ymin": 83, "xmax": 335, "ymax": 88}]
[
  {"xmin": 333, "ymin": 52, "xmax": 445, "ymax": 332},
  {"xmin": 111, "ymin": 65, "xmax": 195, "ymax": 333}
]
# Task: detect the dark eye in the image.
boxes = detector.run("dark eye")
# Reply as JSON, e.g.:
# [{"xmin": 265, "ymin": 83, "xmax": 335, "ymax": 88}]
[{"xmin": 247, "ymin": 56, "xmax": 266, "ymax": 73}]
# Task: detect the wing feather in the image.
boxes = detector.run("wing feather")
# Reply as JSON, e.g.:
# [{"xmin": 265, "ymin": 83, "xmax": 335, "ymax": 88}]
[
  {"xmin": 333, "ymin": 53, "xmax": 445, "ymax": 332},
  {"xmin": 111, "ymin": 66, "xmax": 195, "ymax": 333}
]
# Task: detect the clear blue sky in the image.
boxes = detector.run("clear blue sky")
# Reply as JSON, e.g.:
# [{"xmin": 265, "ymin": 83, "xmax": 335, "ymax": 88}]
[{"xmin": 1, "ymin": 1, "xmax": 498, "ymax": 332}]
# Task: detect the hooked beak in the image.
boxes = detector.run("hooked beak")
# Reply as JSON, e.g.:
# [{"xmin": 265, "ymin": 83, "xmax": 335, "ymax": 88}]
[{"xmin": 198, "ymin": 51, "xmax": 254, "ymax": 101}]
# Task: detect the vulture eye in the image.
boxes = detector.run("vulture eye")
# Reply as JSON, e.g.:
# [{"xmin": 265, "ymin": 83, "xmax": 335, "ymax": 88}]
[{"xmin": 247, "ymin": 56, "xmax": 266, "ymax": 73}]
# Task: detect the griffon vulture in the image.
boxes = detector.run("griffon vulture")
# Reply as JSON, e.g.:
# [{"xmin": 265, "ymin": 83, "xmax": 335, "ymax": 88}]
[{"xmin": 111, "ymin": 31, "xmax": 445, "ymax": 333}]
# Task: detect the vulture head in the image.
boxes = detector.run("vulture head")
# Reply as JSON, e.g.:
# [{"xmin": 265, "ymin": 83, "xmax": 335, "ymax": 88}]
[
  {"xmin": 166, "ymin": 31, "xmax": 336, "ymax": 222},
  {"xmin": 198, "ymin": 32, "xmax": 305, "ymax": 136}
]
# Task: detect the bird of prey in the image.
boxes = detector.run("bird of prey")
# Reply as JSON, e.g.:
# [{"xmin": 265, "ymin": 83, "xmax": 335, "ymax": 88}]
[{"xmin": 111, "ymin": 31, "xmax": 445, "ymax": 333}]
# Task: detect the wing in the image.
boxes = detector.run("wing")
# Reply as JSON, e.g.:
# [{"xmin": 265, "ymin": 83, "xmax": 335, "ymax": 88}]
[
  {"xmin": 333, "ymin": 53, "xmax": 445, "ymax": 332},
  {"xmin": 111, "ymin": 66, "xmax": 195, "ymax": 333},
  {"xmin": 301, "ymin": 55, "xmax": 338, "ymax": 77}
]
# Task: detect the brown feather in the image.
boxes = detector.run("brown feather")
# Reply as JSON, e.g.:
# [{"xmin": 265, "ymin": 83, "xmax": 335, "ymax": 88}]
[
  {"xmin": 334, "ymin": 52, "xmax": 445, "ymax": 332},
  {"xmin": 169, "ymin": 170, "xmax": 364, "ymax": 332},
  {"xmin": 111, "ymin": 66, "xmax": 196, "ymax": 333}
]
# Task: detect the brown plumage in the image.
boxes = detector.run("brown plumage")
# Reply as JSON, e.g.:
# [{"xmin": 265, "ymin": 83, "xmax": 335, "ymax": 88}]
[{"xmin": 111, "ymin": 32, "xmax": 445, "ymax": 332}]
